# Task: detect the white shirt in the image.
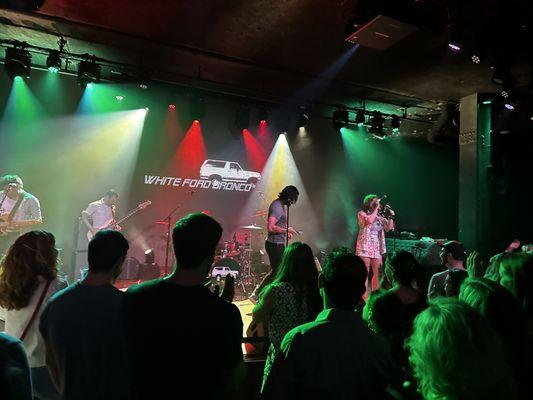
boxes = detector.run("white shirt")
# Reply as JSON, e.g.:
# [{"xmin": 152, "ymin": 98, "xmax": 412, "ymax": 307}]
[
  {"xmin": 84, "ymin": 199, "xmax": 114, "ymax": 229},
  {"xmin": 0, "ymin": 195, "xmax": 16, "ymax": 216},
  {"xmin": 2, "ymin": 276, "xmax": 68, "ymax": 368}
]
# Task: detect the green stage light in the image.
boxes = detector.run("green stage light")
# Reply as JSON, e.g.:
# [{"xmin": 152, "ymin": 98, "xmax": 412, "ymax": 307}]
[
  {"xmin": 46, "ymin": 50, "xmax": 62, "ymax": 73},
  {"xmin": 78, "ymin": 57, "xmax": 101, "ymax": 87},
  {"xmin": 4, "ymin": 46, "xmax": 31, "ymax": 79}
]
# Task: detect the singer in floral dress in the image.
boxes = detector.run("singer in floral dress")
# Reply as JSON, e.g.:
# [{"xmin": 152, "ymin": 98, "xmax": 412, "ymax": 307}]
[{"xmin": 355, "ymin": 194, "xmax": 395, "ymax": 291}]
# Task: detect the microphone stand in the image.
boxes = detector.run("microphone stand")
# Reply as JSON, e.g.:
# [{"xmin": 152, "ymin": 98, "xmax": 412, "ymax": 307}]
[
  {"xmin": 163, "ymin": 202, "xmax": 183, "ymax": 276},
  {"xmin": 286, "ymin": 201, "xmax": 291, "ymax": 248}
]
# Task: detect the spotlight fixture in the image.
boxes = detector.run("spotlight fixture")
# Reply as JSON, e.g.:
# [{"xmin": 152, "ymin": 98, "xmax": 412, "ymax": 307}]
[
  {"xmin": 391, "ymin": 115, "xmax": 401, "ymax": 132},
  {"xmin": 144, "ymin": 248, "xmax": 155, "ymax": 265},
  {"xmin": 77, "ymin": 56, "xmax": 101, "ymax": 87},
  {"xmin": 115, "ymin": 95, "xmax": 124, "ymax": 101},
  {"xmin": 258, "ymin": 106, "xmax": 269, "ymax": 122},
  {"xmin": 4, "ymin": 45, "xmax": 31, "ymax": 79},
  {"xmin": 447, "ymin": 25, "xmax": 463, "ymax": 53},
  {"xmin": 332, "ymin": 108, "xmax": 348, "ymax": 130},
  {"xmin": 188, "ymin": 97, "xmax": 206, "ymax": 122},
  {"xmin": 46, "ymin": 50, "xmax": 62, "ymax": 73},
  {"xmin": 168, "ymin": 104, "xmax": 176, "ymax": 109},
  {"xmin": 355, "ymin": 109, "xmax": 365, "ymax": 125},
  {"xmin": 471, "ymin": 54, "xmax": 481, "ymax": 64},
  {"xmin": 504, "ymin": 102, "xmax": 515, "ymax": 111},
  {"xmin": 139, "ymin": 83, "xmax": 148, "ymax": 90},
  {"xmin": 235, "ymin": 105, "xmax": 251, "ymax": 131},
  {"xmin": 369, "ymin": 111, "xmax": 386, "ymax": 139},
  {"xmin": 297, "ymin": 113, "xmax": 309, "ymax": 128}
]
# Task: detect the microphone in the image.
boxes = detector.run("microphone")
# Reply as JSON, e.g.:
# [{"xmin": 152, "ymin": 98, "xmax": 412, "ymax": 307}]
[{"xmin": 377, "ymin": 195, "xmax": 387, "ymax": 202}]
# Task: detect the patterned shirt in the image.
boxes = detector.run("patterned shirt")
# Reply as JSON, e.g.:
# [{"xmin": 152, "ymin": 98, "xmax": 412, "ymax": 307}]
[
  {"xmin": 0, "ymin": 191, "xmax": 41, "ymax": 222},
  {"xmin": 355, "ymin": 211, "xmax": 387, "ymax": 259}
]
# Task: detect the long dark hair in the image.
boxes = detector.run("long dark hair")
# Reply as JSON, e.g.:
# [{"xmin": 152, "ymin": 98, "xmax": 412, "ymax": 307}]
[
  {"xmin": 271, "ymin": 242, "xmax": 321, "ymax": 318},
  {"xmin": 0, "ymin": 231, "xmax": 58, "ymax": 310}
]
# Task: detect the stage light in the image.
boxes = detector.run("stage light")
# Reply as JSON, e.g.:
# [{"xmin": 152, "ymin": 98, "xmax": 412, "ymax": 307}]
[
  {"xmin": 144, "ymin": 107, "xmax": 150, "ymax": 112},
  {"xmin": 77, "ymin": 56, "xmax": 100, "ymax": 87},
  {"xmin": 258, "ymin": 106, "xmax": 269, "ymax": 122},
  {"xmin": 115, "ymin": 95, "xmax": 124, "ymax": 101},
  {"xmin": 46, "ymin": 50, "xmax": 62, "ymax": 73},
  {"xmin": 332, "ymin": 108, "xmax": 348, "ymax": 130},
  {"xmin": 504, "ymin": 101, "xmax": 515, "ymax": 110},
  {"xmin": 369, "ymin": 111, "xmax": 386, "ymax": 139},
  {"xmin": 235, "ymin": 105, "xmax": 251, "ymax": 131},
  {"xmin": 297, "ymin": 113, "xmax": 309, "ymax": 128},
  {"xmin": 448, "ymin": 25, "xmax": 463, "ymax": 53},
  {"xmin": 355, "ymin": 109, "xmax": 365, "ymax": 125},
  {"xmin": 168, "ymin": 104, "xmax": 176, "ymax": 109},
  {"xmin": 188, "ymin": 97, "xmax": 206, "ymax": 122},
  {"xmin": 471, "ymin": 54, "xmax": 481, "ymax": 64},
  {"xmin": 144, "ymin": 248, "xmax": 155, "ymax": 265},
  {"xmin": 391, "ymin": 115, "xmax": 401, "ymax": 132},
  {"xmin": 4, "ymin": 45, "xmax": 31, "ymax": 79},
  {"xmin": 139, "ymin": 83, "xmax": 148, "ymax": 90},
  {"xmin": 448, "ymin": 43, "xmax": 462, "ymax": 52}
]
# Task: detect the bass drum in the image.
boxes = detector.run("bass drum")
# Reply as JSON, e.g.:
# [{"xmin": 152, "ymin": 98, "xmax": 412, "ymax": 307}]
[
  {"xmin": 212, "ymin": 257, "xmax": 241, "ymax": 274},
  {"xmin": 119, "ymin": 257, "xmax": 140, "ymax": 280}
]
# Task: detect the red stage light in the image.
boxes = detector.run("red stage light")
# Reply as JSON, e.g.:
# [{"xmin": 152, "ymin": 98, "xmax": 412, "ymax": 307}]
[
  {"xmin": 260, "ymin": 120, "xmax": 267, "ymax": 125},
  {"xmin": 168, "ymin": 104, "xmax": 176, "ymax": 109},
  {"xmin": 193, "ymin": 119, "xmax": 200, "ymax": 124}
]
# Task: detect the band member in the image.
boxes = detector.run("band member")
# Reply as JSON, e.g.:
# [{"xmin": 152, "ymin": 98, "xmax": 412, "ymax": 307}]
[
  {"xmin": 355, "ymin": 194, "xmax": 394, "ymax": 291},
  {"xmin": 0, "ymin": 175, "xmax": 42, "ymax": 255},
  {"xmin": 81, "ymin": 190, "xmax": 121, "ymax": 239},
  {"xmin": 249, "ymin": 185, "xmax": 299, "ymax": 303}
]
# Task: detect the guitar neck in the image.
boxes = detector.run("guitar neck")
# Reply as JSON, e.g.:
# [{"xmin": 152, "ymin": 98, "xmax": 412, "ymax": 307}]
[{"xmin": 113, "ymin": 205, "xmax": 146, "ymax": 226}]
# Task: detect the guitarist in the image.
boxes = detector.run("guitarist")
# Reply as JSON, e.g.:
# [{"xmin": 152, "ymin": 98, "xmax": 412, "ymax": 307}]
[
  {"xmin": 0, "ymin": 175, "xmax": 42, "ymax": 255},
  {"xmin": 81, "ymin": 190, "xmax": 121, "ymax": 240}
]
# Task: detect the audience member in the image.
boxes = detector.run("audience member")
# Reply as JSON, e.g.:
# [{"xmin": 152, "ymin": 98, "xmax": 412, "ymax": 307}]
[
  {"xmin": 444, "ymin": 268, "xmax": 468, "ymax": 297},
  {"xmin": 0, "ymin": 231, "xmax": 67, "ymax": 400},
  {"xmin": 384, "ymin": 251, "xmax": 427, "ymax": 326},
  {"xmin": 459, "ymin": 278, "xmax": 530, "ymax": 399},
  {"xmin": 0, "ymin": 332, "xmax": 33, "ymax": 400},
  {"xmin": 263, "ymin": 248, "xmax": 395, "ymax": 400},
  {"xmin": 407, "ymin": 298, "xmax": 517, "ymax": 400},
  {"xmin": 427, "ymin": 241, "xmax": 466, "ymax": 299},
  {"xmin": 39, "ymin": 230, "xmax": 130, "ymax": 399},
  {"xmin": 498, "ymin": 252, "xmax": 533, "ymax": 325},
  {"xmin": 252, "ymin": 242, "xmax": 322, "ymax": 390},
  {"xmin": 121, "ymin": 213, "xmax": 243, "ymax": 399}
]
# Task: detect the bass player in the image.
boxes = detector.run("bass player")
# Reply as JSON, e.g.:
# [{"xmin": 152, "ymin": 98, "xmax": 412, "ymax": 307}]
[{"xmin": 81, "ymin": 189, "xmax": 122, "ymax": 240}]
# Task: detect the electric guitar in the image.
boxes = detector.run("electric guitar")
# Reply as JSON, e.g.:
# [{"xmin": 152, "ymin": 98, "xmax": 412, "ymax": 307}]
[
  {"xmin": 0, "ymin": 216, "xmax": 42, "ymax": 236},
  {"xmin": 87, "ymin": 200, "xmax": 151, "ymax": 241}
]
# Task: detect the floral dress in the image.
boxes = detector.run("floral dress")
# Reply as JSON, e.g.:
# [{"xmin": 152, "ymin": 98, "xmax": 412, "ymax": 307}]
[
  {"xmin": 356, "ymin": 211, "xmax": 387, "ymax": 259},
  {"xmin": 261, "ymin": 282, "xmax": 310, "ymax": 390}
]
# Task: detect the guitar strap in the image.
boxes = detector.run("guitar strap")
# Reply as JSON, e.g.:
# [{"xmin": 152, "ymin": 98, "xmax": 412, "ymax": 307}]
[{"xmin": 7, "ymin": 193, "xmax": 25, "ymax": 222}]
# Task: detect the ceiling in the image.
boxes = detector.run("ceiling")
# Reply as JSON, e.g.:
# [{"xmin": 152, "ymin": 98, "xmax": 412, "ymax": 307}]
[{"xmin": 1, "ymin": 0, "xmax": 532, "ymax": 122}]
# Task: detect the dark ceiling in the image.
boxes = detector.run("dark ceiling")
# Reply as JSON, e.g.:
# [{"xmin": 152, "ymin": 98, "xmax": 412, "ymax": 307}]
[{"xmin": 1, "ymin": 0, "xmax": 532, "ymax": 115}]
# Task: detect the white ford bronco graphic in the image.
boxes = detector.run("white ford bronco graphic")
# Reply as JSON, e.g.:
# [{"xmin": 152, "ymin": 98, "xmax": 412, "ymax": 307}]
[{"xmin": 200, "ymin": 159, "xmax": 261, "ymax": 185}]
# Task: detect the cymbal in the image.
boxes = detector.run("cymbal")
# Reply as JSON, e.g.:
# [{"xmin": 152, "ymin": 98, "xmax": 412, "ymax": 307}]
[{"xmin": 240, "ymin": 224, "xmax": 264, "ymax": 230}]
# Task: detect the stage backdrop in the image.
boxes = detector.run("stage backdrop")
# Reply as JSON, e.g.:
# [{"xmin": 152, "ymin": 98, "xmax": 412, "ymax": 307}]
[{"xmin": 0, "ymin": 71, "xmax": 458, "ymax": 276}]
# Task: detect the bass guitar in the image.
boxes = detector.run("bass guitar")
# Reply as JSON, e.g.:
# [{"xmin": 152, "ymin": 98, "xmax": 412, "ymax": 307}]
[{"xmin": 87, "ymin": 200, "xmax": 151, "ymax": 240}]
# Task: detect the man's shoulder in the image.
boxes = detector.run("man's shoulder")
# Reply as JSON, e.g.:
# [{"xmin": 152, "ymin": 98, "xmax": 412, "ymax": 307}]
[
  {"xmin": 430, "ymin": 269, "xmax": 449, "ymax": 281},
  {"xmin": 22, "ymin": 192, "xmax": 39, "ymax": 203},
  {"xmin": 125, "ymin": 278, "xmax": 164, "ymax": 296}
]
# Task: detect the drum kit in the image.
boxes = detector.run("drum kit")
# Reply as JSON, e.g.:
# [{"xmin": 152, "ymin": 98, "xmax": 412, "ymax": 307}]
[{"xmin": 212, "ymin": 222, "xmax": 267, "ymax": 298}]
